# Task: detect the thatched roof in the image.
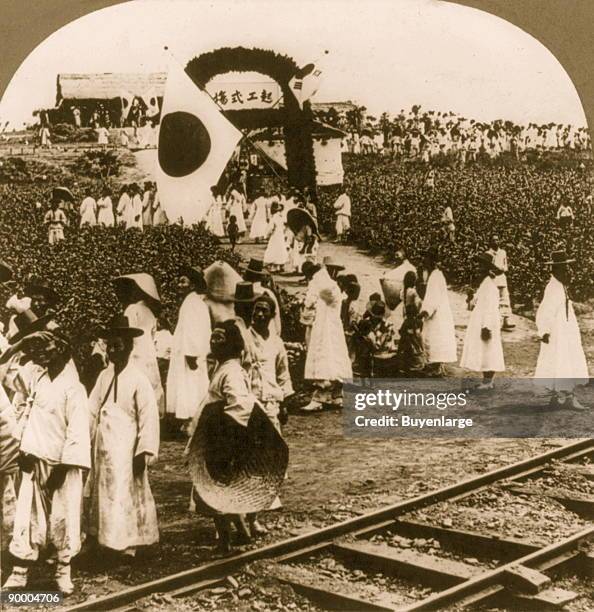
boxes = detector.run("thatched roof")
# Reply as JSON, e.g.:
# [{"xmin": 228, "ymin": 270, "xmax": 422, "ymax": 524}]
[
  {"xmin": 312, "ymin": 101, "xmax": 357, "ymax": 115},
  {"xmin": 56, "ymin": 73, "xmax": 167, "ymax": 103}
]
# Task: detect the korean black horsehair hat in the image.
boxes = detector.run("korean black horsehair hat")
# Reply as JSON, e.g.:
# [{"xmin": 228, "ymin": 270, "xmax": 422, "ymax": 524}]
[{"xmin": 98, "ymin": 314, "xmax": 143, "ymax": 339}]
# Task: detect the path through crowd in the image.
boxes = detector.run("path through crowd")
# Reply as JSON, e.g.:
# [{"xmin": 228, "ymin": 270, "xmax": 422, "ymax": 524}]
[{"xmin": 235, "ymin": 239, "xmax": 544, "ymax": 378}]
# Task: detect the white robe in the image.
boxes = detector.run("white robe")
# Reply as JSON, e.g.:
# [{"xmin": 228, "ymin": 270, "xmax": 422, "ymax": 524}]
[
  {"xmin": 250, "ymin": 197, "xmax": 269, "ymax": 239},
  {"xmin": 460, "ymin": 276, "xmax": 505, "ymax": 372},
  {"xmin": 263, "ymin": 213, "xmax": 288, "ymax": 266},
  {"xmin": 129, "ymin": 194, "xmax": 144, "ymax": 230},
  {"xmin": 142, "ymin": 191, "xmax": 153, "ymax": 227},
  {"xmin": 304, "ymin": 268, "xmax": 352, "ymax": 381},
  {"xmin": 421, "ymin": 269, "xmax": 457, "ymax": 363},
  {"xmin": 97, "ymin": 196, "xmax": 115, "ymax": 226},
  {"xmin": 206, "ymin": 198, "xmax": 224, "ymax": 237},
  {"xmin": 10, "ymin": 361, "xmax": 90, "ymax": 563},
  {"xmin": 125, "ymin": 302, "xmax": 164, "ymax": 414},
  {"xmin": 228, "ymin": 191, "xmax": 247, "ymax": 233},
  {"xmin": 534, "ymin": 277, "xmax": 589, "ymax": 391},
  {"xmin": 79, "ymin": 197, "xmax": 97, "ymax": 226},
  {"xmin": 86, "ymin": 363, "xmax": 159, "ymax": 550},
  {"xmin": 166, "ymin": 293, "xmax": 211, "ymax": 420},
  {"xmin": 117, "ymin": 193, "xmax": 133, "ymax": 227}
]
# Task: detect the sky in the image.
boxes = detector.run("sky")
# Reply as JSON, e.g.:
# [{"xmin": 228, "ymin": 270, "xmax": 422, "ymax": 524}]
[{"xmin": 0, "ymin": 0, "xmax": 587, "ymax": 129}]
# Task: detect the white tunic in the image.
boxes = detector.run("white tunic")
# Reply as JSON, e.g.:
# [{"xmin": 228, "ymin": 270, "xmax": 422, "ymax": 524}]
[
  {"xmin": 421, "ymin": 269, "xmax": 457, "ymax": 363},
  {"xmin": 304, "ymin": 268, "xmax": 352, "ymax": 381},
  {"xmin": 117, "ymin": 193, "xmax": 133, "ymax": 227},
  {"xmin": 87, "ymin": 363, "xmax": 159, "ymax": 550},
  {"xmin": 250, "ymin": 197, "xmax": 269, "ymax": 239},
  {"xmin": 129, "ymin": 194, "xmax": 144, "ymax": 230},
  {"xmin": 166, "ymin": 293, "xmax": 211, "ymax": 420},
  {"xmin": 534, "ymin": 277, "xmax": 589, "ymax": 391},
  {"xmin": 228, "ymin": 190, "xmax": 247, "ymax": 233},
  {"xmin": 79, "ymin": 197, "xmax": 97, "ymax": 226},
  {"xmin": 263, "ymin": 213, "xmax": 288, "ymax": 266},
  {"xmin": 10, "ymin": 361, "xmax": 90, "ymax": 563},
  {"xmin": 460, "ymin": 276, "xmax": 505, "ymax": 372},
  {"xmin": 97, "ymin": 196, "xmax": 115, "ymax": 226},
  {"xmin": 125, "ymin": 302, "xmax": 164, "ymax": 415}
]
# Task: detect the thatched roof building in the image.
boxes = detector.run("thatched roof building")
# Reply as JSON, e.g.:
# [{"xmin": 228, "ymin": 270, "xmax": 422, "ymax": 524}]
[{"xmin": 56, "ymin": 73, "xmax": 167, "ymax": 104}]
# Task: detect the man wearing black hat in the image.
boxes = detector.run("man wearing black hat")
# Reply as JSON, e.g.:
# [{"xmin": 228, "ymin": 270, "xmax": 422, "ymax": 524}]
[
  {"xmin": 534, "ymin": 250, "xmax": 588, "ymax": 409},
  {"xmin": 166, "ymin": 267, "xmax": 211, "ymax": 429},
  {"xmin": 4, "ymin": 329, "xmax": 90, "ymax": 594},
  {"xmin": 244, "ymin": 258, "xmax": 282, "ymax": 336},
  {"xmin": 86, "ymin": 315, "xmax": 159, "ymax": 558}
]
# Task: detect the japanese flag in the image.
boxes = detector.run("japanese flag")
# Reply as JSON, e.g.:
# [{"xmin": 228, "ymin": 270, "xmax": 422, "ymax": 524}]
[
  {"xmin": 142, "ymin": 88, "xmax": 160, "ymax": 118},
  {"xmin": 156, "ymin": 63, "xmax": 243, "ymax": 224},
  {"xmin": 289, "ymin": 63, "xmax": 322, "ymax": 109}
]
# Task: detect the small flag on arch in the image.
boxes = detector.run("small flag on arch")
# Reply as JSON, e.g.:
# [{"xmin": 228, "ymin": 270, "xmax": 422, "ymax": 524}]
[{"xmin": 289, "ymin": 63, "xmax": 322, "ymax": 109}]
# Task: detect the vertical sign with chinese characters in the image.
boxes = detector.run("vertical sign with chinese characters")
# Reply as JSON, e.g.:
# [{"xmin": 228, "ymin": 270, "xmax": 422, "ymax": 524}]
[{"xmin": 205, "ymin": 81, "xmax": 282, "ymax": 110}]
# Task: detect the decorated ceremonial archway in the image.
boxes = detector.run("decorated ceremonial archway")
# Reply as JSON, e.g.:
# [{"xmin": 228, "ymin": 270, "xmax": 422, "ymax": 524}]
[{"xmin": 186, "ymin": 47, "xmax": 318, "ymax": 194}]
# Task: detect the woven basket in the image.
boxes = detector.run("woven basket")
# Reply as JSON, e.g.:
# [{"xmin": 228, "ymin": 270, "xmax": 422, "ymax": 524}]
[{"xmin": 188, "ymin": 401, "xmax": 289, "ymax": 515}]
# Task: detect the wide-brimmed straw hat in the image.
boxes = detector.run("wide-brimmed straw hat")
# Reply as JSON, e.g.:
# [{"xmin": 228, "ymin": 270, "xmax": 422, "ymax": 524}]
[
  {"xmin": 9, "ymin": 310, "xmax": 53, "ymax": 345},
  {"xmin": 97, "ymin": 314, "xmax": 143, "ymax": 339},
  {"xmin": 204, "ymin": 261, "xmax": 242, "ymax": 302},
  {"xmin": 113, "ymin": 273, "xmax": 161, "ymax": 303},
  {"xmin": 188, "ymin": 401, "xmax": 289, "ymax": 514},
  {"xmin": 545, "ymin": 250, "xmax": 575, "ymax": 265}
]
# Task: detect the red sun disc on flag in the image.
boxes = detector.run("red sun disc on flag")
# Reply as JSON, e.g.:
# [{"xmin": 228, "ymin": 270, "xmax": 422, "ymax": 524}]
[{"xmin": 158, "ymin": 111, "xmax": 211, "ymax": 177}]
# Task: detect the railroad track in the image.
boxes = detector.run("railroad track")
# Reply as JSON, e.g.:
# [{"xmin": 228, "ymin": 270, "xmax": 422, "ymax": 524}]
[{"xmin": 66, "ymin": 439, "xmax": 594, "ymax": 611}]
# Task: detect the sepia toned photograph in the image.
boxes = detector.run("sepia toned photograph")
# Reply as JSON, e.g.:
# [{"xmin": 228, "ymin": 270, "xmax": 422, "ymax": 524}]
[{"xmin": 0, "ymin": 0, "xmax": 592, "ymax": 610}]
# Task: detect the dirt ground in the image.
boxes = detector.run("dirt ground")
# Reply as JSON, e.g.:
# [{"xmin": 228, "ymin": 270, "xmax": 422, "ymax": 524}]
[{"xmin": 54, "ymin": 239, "xmax": 592, "ymax": 605}]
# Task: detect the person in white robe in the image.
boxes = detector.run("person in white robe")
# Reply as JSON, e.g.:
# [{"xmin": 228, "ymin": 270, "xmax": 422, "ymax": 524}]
[
  {"xmin": 86, "ymin": 316, "xmax": 160, "ymax": 556},
  {"xmin": 166, "ymin": 267, "xmax": 211, "ymax": 426},
  {"xmin": 116, "ymin": 186, "xmax": 133, "ymax": 227},
  {"xmin": 333, "ymin": 188, "xmax": 351, "ymax": 241},
  {"xmin": 247, "ymin": 294, "xmax": 293, "ymax": 535},
  {"xmin": 0, "ymin": 384, "xmax": 19, "ymax": 555},
  {"xmin": 152, "ymin": 191, "xmax": 169, "ymax": 226},
  {"xmin": 227, "ymin": 187, "xmax": 247, "ymax": 234},
  {"xmin": 141, "ymin": 183, "xmax": 153, "ymax": 227},
  {"xmin": 129, "ymin": 185, "xmax": 144, "ymax": 230},
  {"xmin": 205, "ymin": 187, "xmax": 225, "ymax": 237},
  {"xmin": 534, "ymin": 251, "xmax": 589, "ymax": 409},
  {"xmin": 113, "ymin": 274, "xmax": 165, "ymax": 415},
  {"xmin": 250, "ymin": 195, "xmax": 270, "ymax": 242},
  {"xmin": 420, "ymin": 249, "xmax": 457, "ymax": 375},
  {"xmin": 302, "ymin": 262, "xmax": 352, "ymax": 412},
  {"xmin": 263, "ymin": 203, "xmax": 288, "ymax": 272},
  {"xmin": 96, "ymin": 187, "xmax": 115, "ymax": 227},
  {"xmin": 4, "ymin": 331, "xmax": 90, "ymax": 595},
  {"xmin": 382, "ymin": 249, "xmax": 417, "ymax": 333},
  {"xmin": 186, "ymin": 320, "xmax": 258, "ymax": 554},
  {"xmin": 460, "ymin": 253, "xmax": 505, "ymax": 389},
  {"xmin": 79, "ymin": 191, "xmax": 97, "ymax": 227},
  {"xmin": 487, "ymin": 235, "xmax": 514, "ymax": 330}
]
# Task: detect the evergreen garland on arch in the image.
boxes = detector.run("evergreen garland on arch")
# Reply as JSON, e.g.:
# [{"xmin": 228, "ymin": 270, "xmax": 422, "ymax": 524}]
[{"xmin": 186, "ymin": 47, "xmax": 317, "ymax": 194}]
